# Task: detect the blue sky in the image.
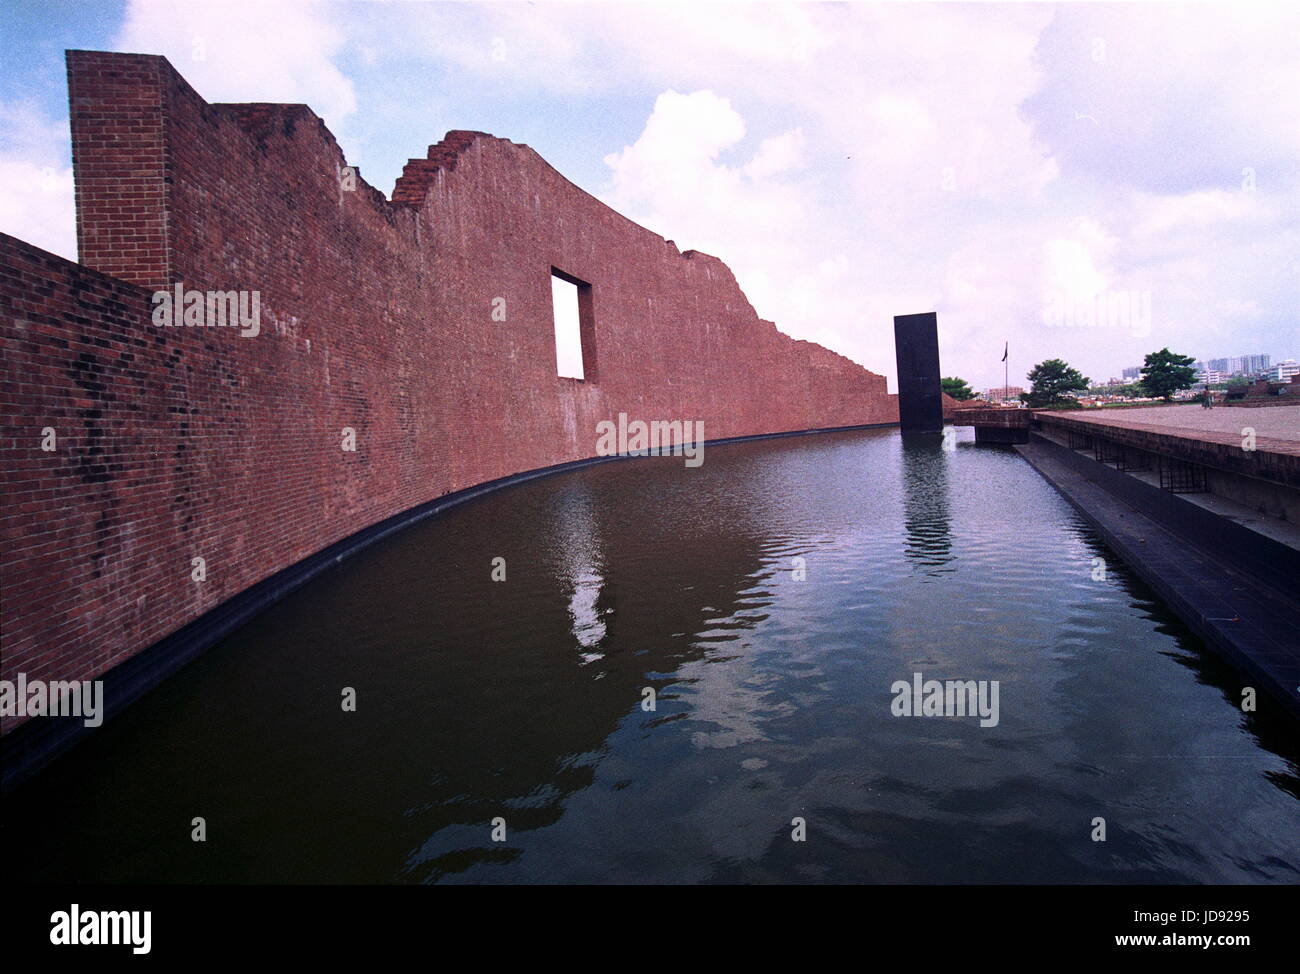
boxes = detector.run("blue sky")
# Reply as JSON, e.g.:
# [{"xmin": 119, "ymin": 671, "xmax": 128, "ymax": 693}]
[{"xmin": 1, "ymin": 0, "xmax": 1296, "ymax": 390}]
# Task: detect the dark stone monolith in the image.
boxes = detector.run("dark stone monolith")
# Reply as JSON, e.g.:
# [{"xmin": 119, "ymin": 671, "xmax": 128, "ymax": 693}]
[{"xmin": 893, "ymin": 312, "xmax": 943, "ymax": 434}]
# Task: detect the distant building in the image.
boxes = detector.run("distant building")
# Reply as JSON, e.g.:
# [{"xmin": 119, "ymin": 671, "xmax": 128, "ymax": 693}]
[
  {"xmin": 1265, "ymin": 359, "xmax": 1298, "ymax": 382},
  {"xmin": 1121, "ymin": 366, "xmax": 1142, "ymax": 380},
  {"xmin": 1195, "ymin": 353, "xmax": 1271, "ymax": 377},
  {"xmin": 984, "ymin": 385, "xmax": 1025, "ymax": 402}
]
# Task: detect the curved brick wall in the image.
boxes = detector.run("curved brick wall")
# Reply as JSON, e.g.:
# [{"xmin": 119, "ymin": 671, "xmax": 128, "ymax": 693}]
[{"xmin": 0, "ymin": 51, "xmax": 895, "ymax": 736}]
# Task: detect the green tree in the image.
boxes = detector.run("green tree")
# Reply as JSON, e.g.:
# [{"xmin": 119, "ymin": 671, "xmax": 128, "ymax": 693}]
[
  {"xmin": 1139, "ymin": 348, "xmax": 1197, "ymax": 401},
  {"xmin": 1020, "ymin": 358, "xmax": 1090, "ymax": 408},
  {"xmin": 941, "ymin": 376, "xmax": 976, "ymax": 401}
]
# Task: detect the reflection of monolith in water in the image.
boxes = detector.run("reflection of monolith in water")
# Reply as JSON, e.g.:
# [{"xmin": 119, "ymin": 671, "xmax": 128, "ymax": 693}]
[
  {"xmin": 901, "ymin": 437, "xmax": 954, "ymax": 575},
  {"xmin": 893, "ymin": 312, "xmax": 943, "ymax": 434}
]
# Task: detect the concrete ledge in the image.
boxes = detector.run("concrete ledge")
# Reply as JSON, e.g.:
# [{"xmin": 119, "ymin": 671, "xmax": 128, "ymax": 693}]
[
  {"xmin": 1034, "ymin": 409, "xmax": 1300, "ymax": 490},
  {"xmin": 1026, "ymin": 432, "xmax": 1300, "ymax": 593},
  {"xmin": 950, "ymin": 407, "xmax": 1031, "ymax": 443},
  {"xmin": 953, "ymin": 406, "xmax": 1031, "ymax": 427}
]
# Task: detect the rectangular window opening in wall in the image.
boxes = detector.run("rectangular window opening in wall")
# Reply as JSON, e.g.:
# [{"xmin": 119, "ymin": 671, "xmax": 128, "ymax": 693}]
[{"xmin": 551, "ymin": 269, "xmax": 596, "ymax": 382}]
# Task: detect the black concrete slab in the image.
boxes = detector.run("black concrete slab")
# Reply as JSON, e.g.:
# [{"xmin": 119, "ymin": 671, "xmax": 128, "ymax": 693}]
[{"xmin": 893, "ymin": 311, "xmax": 943, "ymax": 434}]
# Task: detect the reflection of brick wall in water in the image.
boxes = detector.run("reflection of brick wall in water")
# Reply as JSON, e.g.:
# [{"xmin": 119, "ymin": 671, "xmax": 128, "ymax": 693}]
[{"xmin": 0, "ymin": 51, "xmax": 897, "ymax": 728}]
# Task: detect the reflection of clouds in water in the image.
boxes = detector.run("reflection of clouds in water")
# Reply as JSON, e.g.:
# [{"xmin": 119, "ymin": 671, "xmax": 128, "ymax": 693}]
[
  {"xmin": 677, "ymin": 647, "xmax": 804, "ymax": 751},
  {"xmin": 568, "ymin": 571, "xmax": 605, "ymax": 658},
  {"xmin": 688, "ymin": 684, "xmax": 782, "ymax": 751},
  {"xmin": 553, "ymin": 486, "xmax": 608, "ymax": 661},
  {"xmin": 626, "ymin": 733, "xmax": 869, "ymax": 874}
]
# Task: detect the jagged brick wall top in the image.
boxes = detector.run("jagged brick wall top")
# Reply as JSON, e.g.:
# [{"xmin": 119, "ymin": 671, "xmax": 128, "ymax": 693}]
[
  {"xmin": 391, "ymin": 130, "xmax": 489, "ymax": 205},
  {"xmin": 0, "ymin": 51, "xmax": 896, "ymax": 734}
]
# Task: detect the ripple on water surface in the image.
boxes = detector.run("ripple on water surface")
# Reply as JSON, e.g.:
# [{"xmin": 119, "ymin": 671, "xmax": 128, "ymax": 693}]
[{"xmin": 5, "ymin": 428, "xmax": 1298, "ymax": 884}]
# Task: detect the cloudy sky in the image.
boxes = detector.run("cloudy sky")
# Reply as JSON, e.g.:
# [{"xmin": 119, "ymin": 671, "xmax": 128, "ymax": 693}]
[{"xmin": 1, "ymin": 0, "xmax": 1296, "ymax": 390}]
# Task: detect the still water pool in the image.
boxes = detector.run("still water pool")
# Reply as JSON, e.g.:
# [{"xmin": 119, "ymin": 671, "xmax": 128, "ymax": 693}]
[{"xmin": 6, "ymin": 428, "xmax": 1298, "ymax": 883}]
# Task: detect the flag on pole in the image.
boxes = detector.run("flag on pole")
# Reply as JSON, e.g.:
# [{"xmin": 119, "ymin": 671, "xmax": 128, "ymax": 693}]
[{"xmin": 1001, "ymin": 342, "xmax": 1008, "ymax": 362}]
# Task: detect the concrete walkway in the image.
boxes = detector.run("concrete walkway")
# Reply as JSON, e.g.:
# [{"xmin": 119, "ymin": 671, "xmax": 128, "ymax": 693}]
[{"xmin": 1036, "ymin": 404, "xmax": 1300, "ymax": 456}]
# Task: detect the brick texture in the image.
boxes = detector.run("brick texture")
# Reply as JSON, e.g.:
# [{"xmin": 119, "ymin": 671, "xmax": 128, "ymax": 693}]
[{"xmin": 0, "ymin": 51, "xmax": 897, "ymax": 732}]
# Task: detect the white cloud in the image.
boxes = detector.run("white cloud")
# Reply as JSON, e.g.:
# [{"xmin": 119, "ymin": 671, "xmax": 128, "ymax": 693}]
[
  {"xmin": 1024, "ymin": 3, "xmax": 1300, "ymax": 193},
  {"xmin": 603, "ymin": 90, "xmax": 747, "ymax": 199},
  {"xmin": 568, "ymin": 3, "xmax": 1294, "ymax": 387},
  {"xmin": 0, "ymin": 100, "xmax": 75, "ymax": 260},
  {"xmin": 114, "ymin": 0, "xmax": 356, "ymax": 122},
  {"xmin": 3, "ymin": 1, "xmax": 1293, "ymax": 390},
  {"xmin": 390, "ymin": 2, "xmax": 832, "ymax": 95},
  {"xmin": 1043, "ymin": 219, "xmax": 1115, "ymax": 298},
  {"xmin": 743, "ymin": 129, "xmax": 806, "ymax": 181},
  {"xmin": 1131, "ymin": 189, "xmax": 1261, "ymax": 239},
  {"xmin": 601, "ymin": 90, "xmax": 832, "ymax": 353}
]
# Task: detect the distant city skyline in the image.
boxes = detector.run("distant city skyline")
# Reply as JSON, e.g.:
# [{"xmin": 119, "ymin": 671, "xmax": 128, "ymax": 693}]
[{"xmin": 1114, "ymin": 351, "xmax": 1290, "ymax": 383}]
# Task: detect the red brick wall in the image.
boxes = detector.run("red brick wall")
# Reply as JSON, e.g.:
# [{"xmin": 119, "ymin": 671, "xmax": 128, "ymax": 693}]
[
  {"xmin": 67, "ymin": 52, "xmax": 171, "ymax": 288},
  {"xmin": 1, "ymin": 52, "xmax": 895, "ymax": 731}
]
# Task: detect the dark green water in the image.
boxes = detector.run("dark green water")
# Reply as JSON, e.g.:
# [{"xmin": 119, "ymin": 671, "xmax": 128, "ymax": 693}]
[{"xmin": 5, "ymin": 428, "xmax": 1298, "ymax": 883}]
